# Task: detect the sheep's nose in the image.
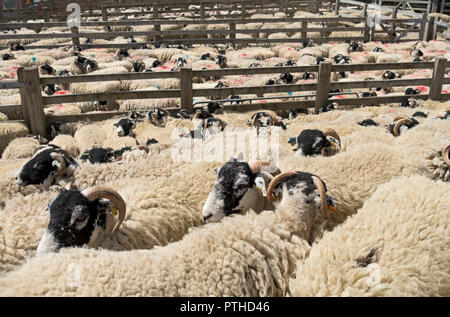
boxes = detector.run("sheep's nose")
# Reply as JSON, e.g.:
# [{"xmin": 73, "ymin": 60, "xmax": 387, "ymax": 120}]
[{"xmin": 203, "ymin": 214, "xmax": 212, "ymax": 222}]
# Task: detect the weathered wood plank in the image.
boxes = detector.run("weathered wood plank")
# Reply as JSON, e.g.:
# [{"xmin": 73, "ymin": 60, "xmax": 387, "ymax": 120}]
[
  {"xmin": 180, "ymin": 67, "xmax": 193, "ymax": 110},
  {"xmin": 17, "ymin": 67, "xmax": 47, "ymax": 137},
  {"xmin": 42, "ymin": 89, "xmax": 181, "ymax": 105},
  {"xmin": 315, "ymin": 61, "xmax": 332, "ymax": 114}
]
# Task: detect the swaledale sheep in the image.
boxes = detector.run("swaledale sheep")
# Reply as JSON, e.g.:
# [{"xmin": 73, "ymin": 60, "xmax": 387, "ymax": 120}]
[
  {"xmin": 278, "ymin": 141, "xmax": 438, "ymax": 230},
  {"xmin": 1, "ymin": 137, "xmax": 40, "ymax": 159},
  {"xmin": 290, "ymin": 175, "xmax": 450, "ymax": 296},
  {"xmin": 0, "ymin": 171, "xmax": 334, "ymax": 296},
  {"xmin": 0, "ymin": 161, "xmax": 218, "ymax": 273}
]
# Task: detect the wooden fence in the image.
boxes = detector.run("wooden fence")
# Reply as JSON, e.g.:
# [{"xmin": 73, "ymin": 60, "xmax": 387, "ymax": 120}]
[
  {"xmin": 0, "ymin": 15, "xmax": 432, "ymax": 50},
  {"xmin": 0, "ymin": 0, "xmax": 321, "ymax": 23},
  {"xmin": 3, "ymin": 58, "xmax": 448, "ymax": 138}
]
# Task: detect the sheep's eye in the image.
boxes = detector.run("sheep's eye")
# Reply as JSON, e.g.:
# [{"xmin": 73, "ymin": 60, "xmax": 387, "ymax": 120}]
[
  {"xmin": 236, "ymin": 184, "xmax": 247, "ymax": 191},
  {"xmin": 76, "ymin": 215, "xmax": 87, "ymax": 222}
]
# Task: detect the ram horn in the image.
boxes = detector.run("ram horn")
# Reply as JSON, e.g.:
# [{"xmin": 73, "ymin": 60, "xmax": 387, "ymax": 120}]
[
  {"xmin": 82, "ymin": 186, "xmax": 126, "ymax": 234},
  {"xmin": 266, "ymin": 171, "xmax": 299, "ymax": 204},
  {"xmin": 65, "ymin": 182, "xmax": 74, "ymax": 190},
  {"xmin": 193, "ymin": 110, "xmax": 201, "ymax": 120},
  {"xmin": 134, "ymin": 145, "xmax": 149, "ymax": 153},
  {"xmin": 50, "ymin": 152, "xmax": 67, "ymax": 177},
  {"xmin": 442, "ymin": 142, "xmax": 450, "ymax": 166},
  {"xmin": 312, "ymin": 176, "xmax": 330, "ymax": 220},
  {"xmin": 248, "ymin": 160, "xmax": 281, "ymax": 176},
  {"xmin": 393, "ymin": 115, "xmax": 407, "ymax": 121},
  {"xmin": 33, "ymin": 145, "xmax": 52, "ymax": 155},
  {"xmin": 217, "ymin": 118, "xmax": 226, "ymax": 131},
  {"xmin": 393, "ymin": 118, "xmax": 412, "ymax": 137},
  {"xmin": 322, "ymin": 128, "xmax": 341, "ymax": 147}
]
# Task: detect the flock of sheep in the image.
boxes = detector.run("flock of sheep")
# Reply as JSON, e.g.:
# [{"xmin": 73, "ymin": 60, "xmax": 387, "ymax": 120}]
[{"xmin": 0, "ymin": 8, "xmax": 449, "ymax": 297}]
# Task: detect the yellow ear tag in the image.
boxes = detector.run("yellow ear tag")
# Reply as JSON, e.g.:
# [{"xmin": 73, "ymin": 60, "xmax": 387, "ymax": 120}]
[{"xmin": 110, "ymin": 205, "xmax": 118, "ymax": 217}]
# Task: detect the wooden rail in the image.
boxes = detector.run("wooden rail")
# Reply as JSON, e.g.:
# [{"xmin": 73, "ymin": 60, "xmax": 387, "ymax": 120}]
[
  {"xmin": 9, "ymin": 58, "xmax": 449, "ymax": 137},
  {"xmin": 0, "ymin": 16, "xmax": 429, "ymax": 50},
  {"xmin": 1, "ymin": 0, "xmax": 319, "ymax": 23}
]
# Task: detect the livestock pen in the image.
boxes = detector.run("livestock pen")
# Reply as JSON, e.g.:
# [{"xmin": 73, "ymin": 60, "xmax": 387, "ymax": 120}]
[{"xmin": 0, "ymin": 0, "xmax": 449, "ymax": 299}]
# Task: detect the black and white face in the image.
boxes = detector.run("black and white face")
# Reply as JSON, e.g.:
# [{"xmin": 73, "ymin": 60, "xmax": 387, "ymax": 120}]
[
  {"xmin": 37, "ymin": 189, "xmax": 111, "ymax": 254},
  {"xmin": 295, "ymin": 129, "xmax": 329, "ymax": 157},
  {"xmin": 215, "ymin": 55, "xmax": 227, "ymax": 67},
  {"xmin": 15, "ymin": 147, "xmax": 67, "ymax": 187},
  {"xmin": 176, "ymin": 58, "xmax": 186, "ymax": 67},
  {"xmin": 114, "ymin": 119, "xmax": 135, "ymax": 137},
  {"xmin": 202, "ymin": 161, "xmax": 260, "ymax": 223},
  {"xmin": 270, "ymin": 172, "xmax": 333, "ymax": 224}
]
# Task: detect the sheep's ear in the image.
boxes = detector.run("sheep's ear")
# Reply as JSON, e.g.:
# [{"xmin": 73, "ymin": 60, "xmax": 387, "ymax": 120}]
[
  {"xmin": 254, "ymin": 172, "xmax": 273, "ymax": 197},
  {"xmin": 235, "ymin": 152, "xmax": 244, "ymax": 161}
]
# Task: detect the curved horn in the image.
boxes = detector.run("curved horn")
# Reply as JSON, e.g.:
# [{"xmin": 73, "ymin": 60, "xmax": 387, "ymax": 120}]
[
  {"xmin": 193, "ymin": 110, "xmax": 201, "ymax": 120},
  {"xmin": 266, "ymin": 171, "xmax": 299, "ymax": 204},
  {"xmin": 33, "ymin": 145, "xmax": 52, "ymax": 155},
  {"xmin": 81, "ymin": 186, "xmax": 126, "ymax": 234},
  {"xmin": 65, "ymin": 182, "xmax": 74, "ymax": 190},
  {"xmin": 393, "ymin": 118, "xmax": 412, "ymax": 137},
  {"xmin": 312, "ymin": 176, "xmax": 329, "ymax": 220},
  {"xmin": 50, "ymin": 152, "xmax": 67, "ymax": 177},
  {"xmin": 134, "ymin": 145, "xmax": 149, "ymax": 153},
  {"xmin": 442, "ymin": 141, "xmax": 450, "ymax": 166},
  {"xmin": 393, "ymin": 115, "xmax": 407, "ymax": 121},
  {"xmin": 248, "ymin": 160, "xmax": 265, "ymax": 174},
  {"xmin": 203, "ymin": 119, "xmax": 209, "ymax": 135},
  {"xmin": 217, "ymin": 118, "xmax": 226, "ymax": 131},
  {"xmin": 322, "ymin": 128, "xmax": 341, "ymax": 147},
  {"xmin": 250, "ymin": 114, "xmax": 258, "ymax": 127}
]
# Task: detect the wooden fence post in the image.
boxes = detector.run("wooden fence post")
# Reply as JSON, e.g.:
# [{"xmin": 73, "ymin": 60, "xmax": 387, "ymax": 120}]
[
  {"xmin": 419, "ymin": 12, "xmax": 427, "ymax": 41},
  {"xmin": 42, "ymin": 7, "xmax": 49, "ymax": 22},
  {"xmin": 102, "ymin": 6, "xmax": 108, "ymax": 21},
  {"xmin": 391, "ymin": 7, "xmax": 398, "ymax": 40},
  {"xmin": 430, "ymin": 57, "xmax": 446, "ymax": 101},
  {"xmin": 154, "ymin": 1, "xmax": 161, "ymax": 42},
  {"xmin": 17, "ymin": 67, "xmax": 47, "ymax": 138},
  {"xmin": 315, "ymin": 61, "xmax": 331, "ymax": 114},
  {"xmin": 301, "ymin": 21, "xmax": 308, "ymax": 40},
  {"xmin": 335, "ymin": 0, "xmax": 340, "ymax": 15},
  {"xmin": 229, "ymin": 22, "xmax": 236, "ymax": 48},
  {"xmin": 425, "ymin": 16, "xmax": 435, "ymax": 41},
  {"xmin": 362, "ymin": 3, "xmax": 368, "ymax": 18},
  {"xmin": 180, "ymin": 67, "xmax": 193, "ymax": 111},
  {"xmin": 200, "ymin": 3, "xmax": 205, "ymax": 20},
  {"xmin": 241, "ymin": 0, "xmax": 246, "ymax": 19},
  {"xmin": 71, "ymin": 26, "xmax": 80, "ymax": 46}
]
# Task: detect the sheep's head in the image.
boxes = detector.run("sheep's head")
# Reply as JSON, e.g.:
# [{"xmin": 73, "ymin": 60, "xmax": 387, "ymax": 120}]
[
  {"xmin": 290, "ymin": 129, "xmax": 341, "ymax": 157},
  {"xmin": 15, "ymin": 145, "xmax": 78, "ymax": 188},
  {"xmin": 264, "ymin": 171, "xmax": 335, "ymax": 222},
  {"xmin": 202, "ymin": 159, "xmax": 280, "ymax": 223},
  {"xmin": 113, "ymin": 118, "xmax": 136, "ymax": 137},
  {"xmin": 37, "ymin": 185, "xmax": 126, "ymax": 255}
]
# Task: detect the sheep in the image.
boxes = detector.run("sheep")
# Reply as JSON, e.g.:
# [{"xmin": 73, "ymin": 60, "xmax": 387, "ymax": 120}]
[
  {"xmin": 278, "ymin": 140, "xmax": 440, "ymax": 230},
  {"xmin": 0, "ymin": 161, "xmax": 217, "ymax": 273},
  {"xmin": 49, "ymin": 134, "xmax": 80, "ymax": 158},
  {"xmin": 0, "ymin": 121, "xmax": 29, "ymax": 157},
  {"xmin": 288, "ymin": 128, "xmax": 341, "ymax": 157},
  {"xmin": 113, "ymin": 118, "xmax": 136, "ymax": 137},
  {"xmin": 14, "ymin": 144, "xmax": 78, "ymax": 188},
  {"xmin": 1, "ymin": 136, "xmax": 40, "ymax": 159},
  {"xmin": 0, "ymin": 170, "xmax": 334, "ymax": 296},
  {"xmin": 73, "ymin": 124, "xmax": 106, "ymax": 153},
  {"xmin": 290, "ymin": 175, "xmax": 450, "ymax": 297},
  {"xmin": 201, "ymin": 159, "xmax": 281, "ymax": 223}
]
